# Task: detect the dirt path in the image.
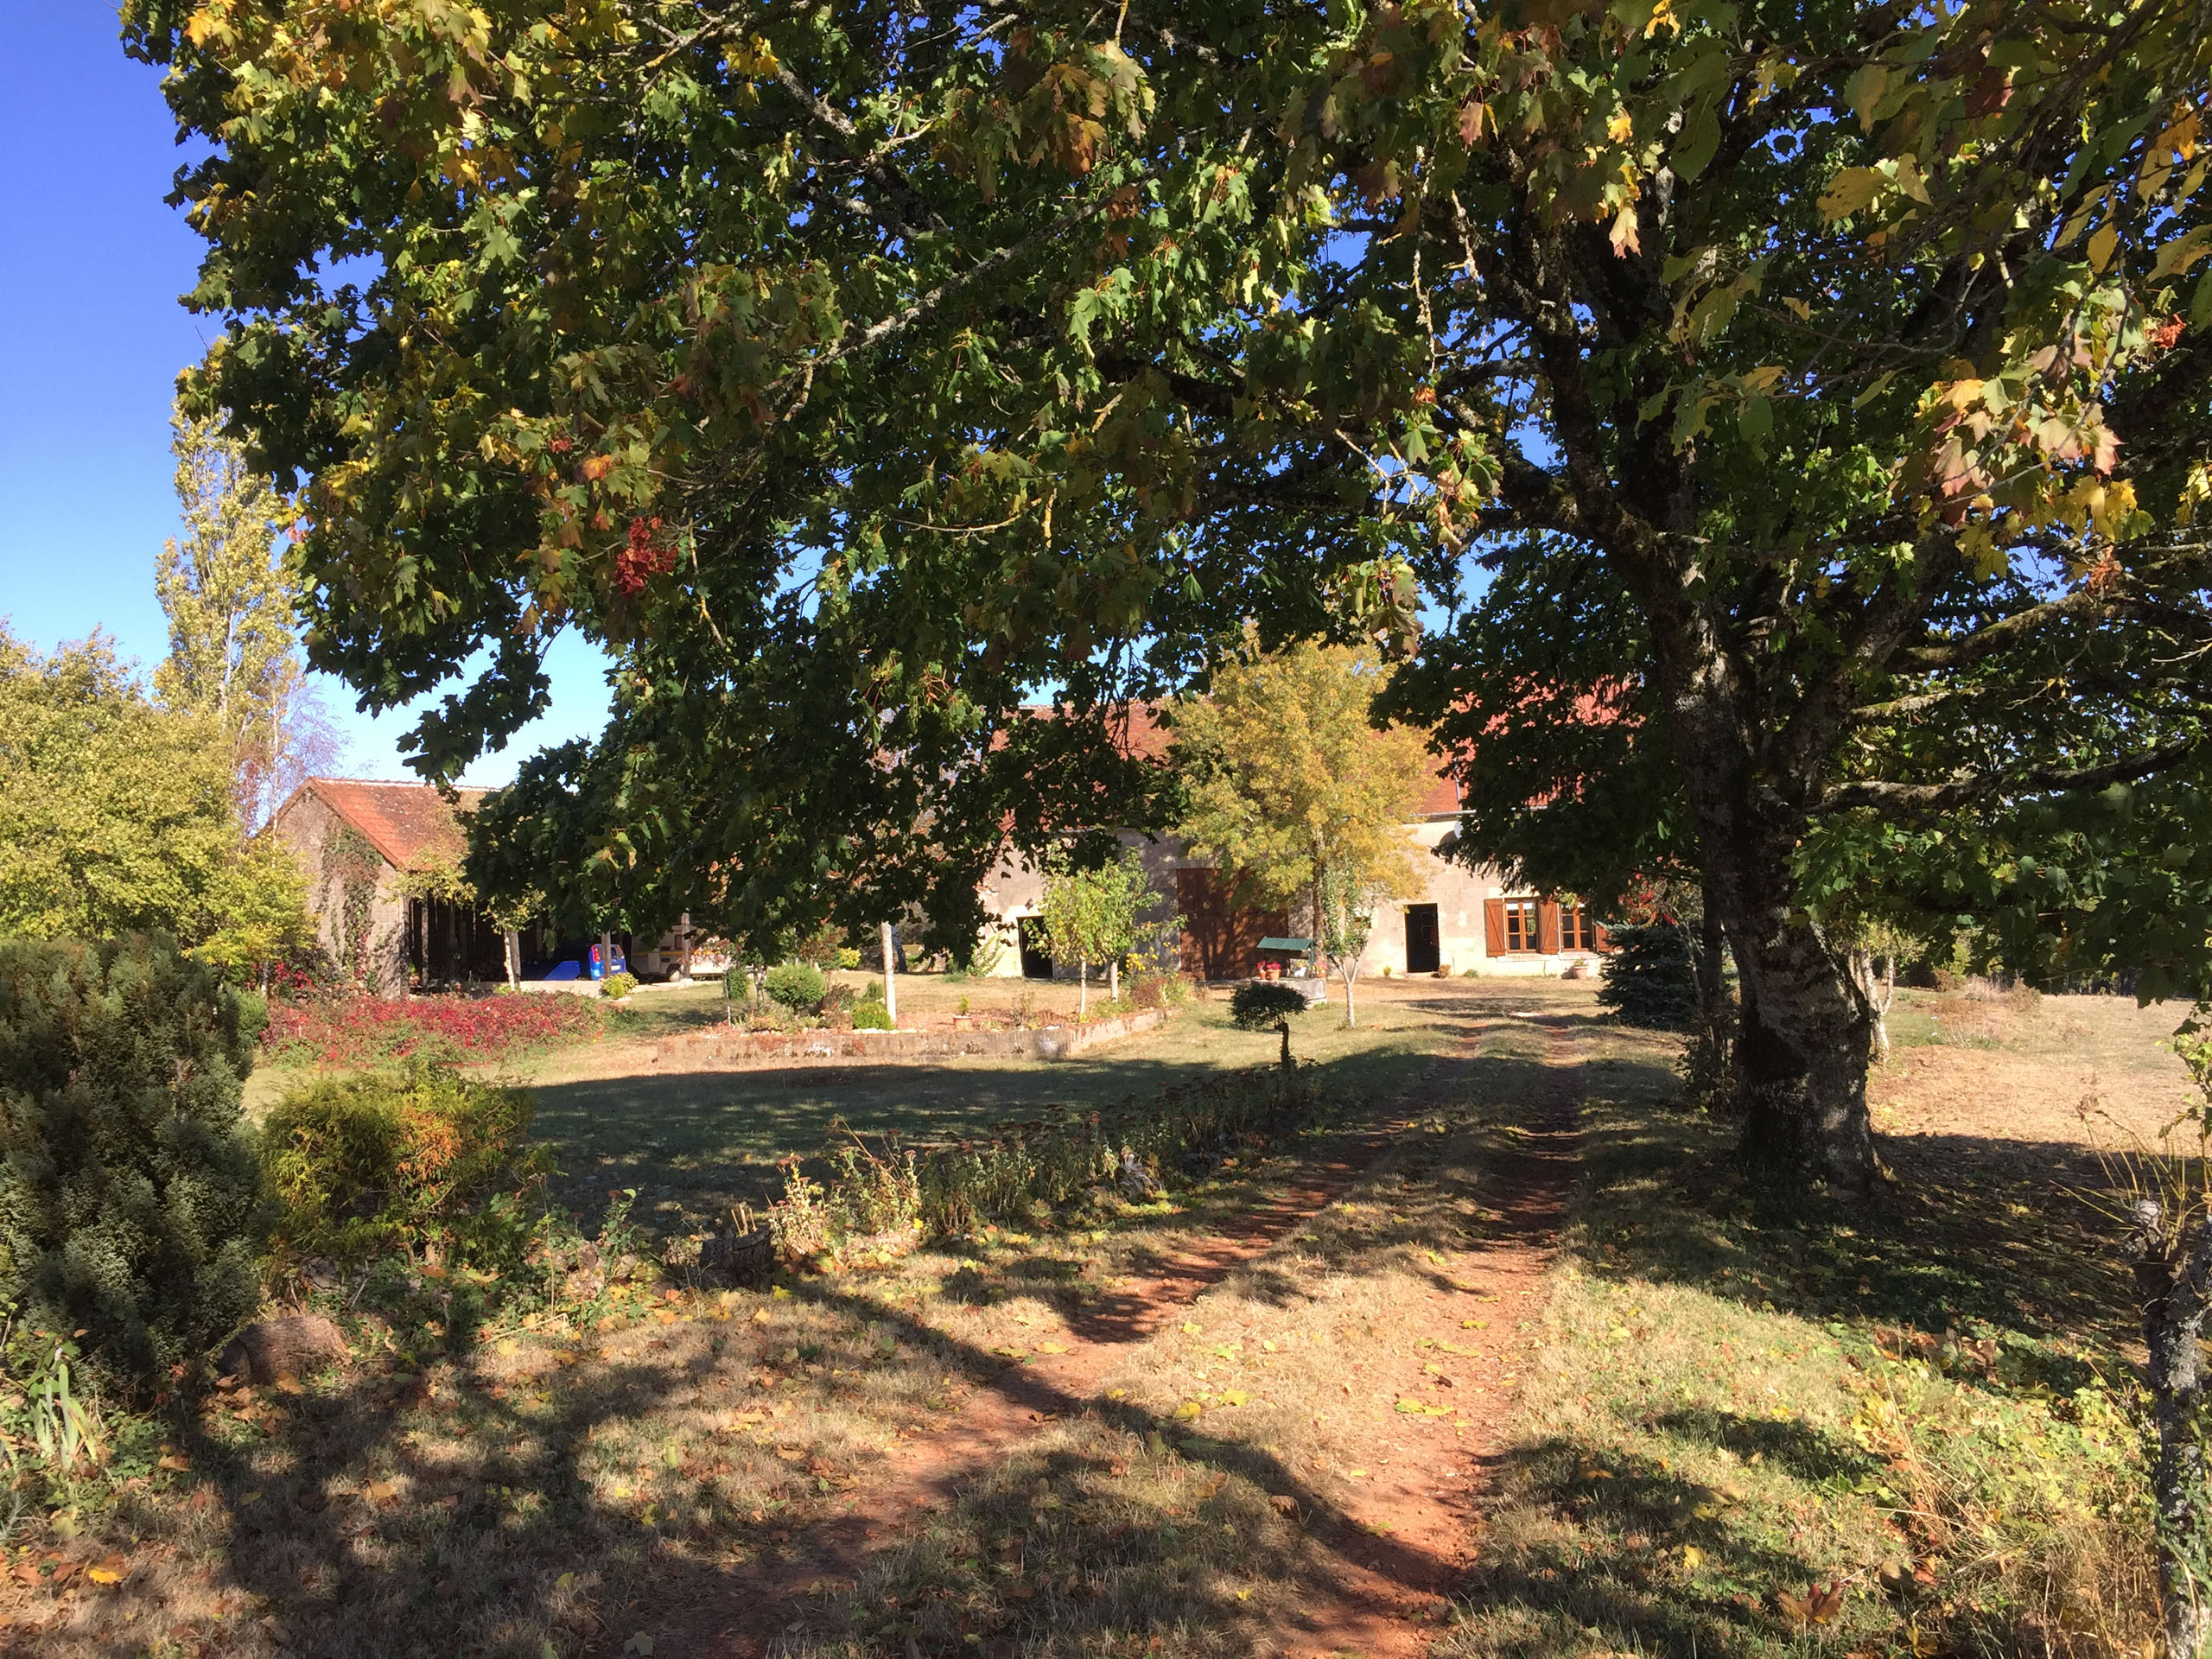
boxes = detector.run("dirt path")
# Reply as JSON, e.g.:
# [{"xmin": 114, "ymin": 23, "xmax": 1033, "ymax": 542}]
[{"xmin": 658, "ymin": 1011, "xmax": 1584, "ymax": 1658}]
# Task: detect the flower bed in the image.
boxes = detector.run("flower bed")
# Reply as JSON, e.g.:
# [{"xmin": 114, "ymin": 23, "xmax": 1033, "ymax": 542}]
[{"xmin": 262, "ymin": 994, "xmax": 606, "ymax": 1068}]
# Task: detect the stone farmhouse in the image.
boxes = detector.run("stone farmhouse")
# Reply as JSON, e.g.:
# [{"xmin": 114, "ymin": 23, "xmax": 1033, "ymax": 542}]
[
  {"xmin": 271, "ymin": 779, "xmax": 502, "ymax": 995},
  {"xmin": 275, "ymin": 725, "xmax": 1610, "ymax": 992},
  {"xmin": 977, "ymin": 708, "xmax": 1609, "ymax": 982}
]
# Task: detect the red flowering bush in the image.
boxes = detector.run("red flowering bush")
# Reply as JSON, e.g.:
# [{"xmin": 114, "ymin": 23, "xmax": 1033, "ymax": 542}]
[{"xmin": 262, "ymin": 993, "xmax": 605, "ymax": 1068}]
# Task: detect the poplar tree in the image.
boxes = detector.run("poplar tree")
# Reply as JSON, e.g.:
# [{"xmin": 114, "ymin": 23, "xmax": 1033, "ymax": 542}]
[{"xmin": 155, "ymin": 403, "xmax": 329, "ymax": 830}]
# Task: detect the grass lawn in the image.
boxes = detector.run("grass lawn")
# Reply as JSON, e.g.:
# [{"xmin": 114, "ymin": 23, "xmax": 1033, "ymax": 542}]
[
  {"xmin": 481, "ymin": 982, "xmax": 1484, "ymax": 1233},
  {"xmin": 1439, "ymin": 992, "xmax": 2167, "ymax": 1659},
  {"xmin": 11, "ymin": 981, "xmax": 2179, "ymax": 1658}
]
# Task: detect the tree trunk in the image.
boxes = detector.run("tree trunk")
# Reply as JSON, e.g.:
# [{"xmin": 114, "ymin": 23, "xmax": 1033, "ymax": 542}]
[
  {"xmin": 1696, "ymin": 907, "xmax": 1729, "ymax": 1028},
  {"xmin": 1078, "ymin": 958, "xmax": 1088, "ymax": 1020},
  {"xmin": 505, "ymin": 929, "xmax": 520, "ymax": 991},
  {"xmin": 2131, "ymin": 1198, "xmax": 2212, "ymax": 1659},
  {"xmin": 1276, "ymin": 1019, "xmax": 1294, "ymax": 1071},
  {"xmin": 1339, "ymin": 963, "xmax": 1359, "ymax": 1027},
  {"xmin": 881, "ymin": 921, "xmax": 899, "ymax": 1028},
  {"xmin": 1109, "ymin": 957, "xmax": 1118, "ymax": 1004},
  {"xmin": 1684, "ymin": 779, "xmax": 1878, "ymax": 1194}
]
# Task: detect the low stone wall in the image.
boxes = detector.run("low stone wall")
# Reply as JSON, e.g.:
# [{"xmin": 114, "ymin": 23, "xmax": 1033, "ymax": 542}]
[{"xmin": 652, "ymin": 1007, "xmax": 1168, "ymax": 1065}]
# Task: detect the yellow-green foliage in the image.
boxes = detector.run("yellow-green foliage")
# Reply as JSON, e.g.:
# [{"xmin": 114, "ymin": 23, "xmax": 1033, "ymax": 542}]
[{"xmin": 259, "ymin": 1065, "xmax": 550, "ymax": 1270}]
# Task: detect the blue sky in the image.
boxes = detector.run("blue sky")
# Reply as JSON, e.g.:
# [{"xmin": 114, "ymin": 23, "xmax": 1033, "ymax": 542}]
[{"xmin": 0, "ymin": 7, "xmax": 607, "ymax": 786}]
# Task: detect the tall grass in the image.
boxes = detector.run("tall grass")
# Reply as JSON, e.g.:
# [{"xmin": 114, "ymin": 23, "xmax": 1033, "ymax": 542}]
[{"xmin": 768, "ymin": 1065, "xmax": 1318, "ymax": 1261}]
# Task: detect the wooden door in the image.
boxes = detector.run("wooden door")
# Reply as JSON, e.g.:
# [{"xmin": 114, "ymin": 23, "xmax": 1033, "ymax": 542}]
[{"xmin": 1177, "ymin": 869, "xmax": 1285, "ymax": 980}]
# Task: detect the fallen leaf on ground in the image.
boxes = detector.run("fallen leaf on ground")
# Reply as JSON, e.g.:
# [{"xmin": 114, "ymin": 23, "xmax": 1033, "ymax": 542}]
[
  {"xmin": 1036, "ymin": 1342, "xmax": 1070, "ymax": 1354},
  {"xmin": 86, "ymin": 1555, "xmax": 128, "ymax": 1586},
  {"xmin": 1777, "ymin": 1583, "xmax": 1846, "ymax": 1624},
  {"xmin": 157, "ymin": 1453, "xmax": 191, "ymax": 1472}
]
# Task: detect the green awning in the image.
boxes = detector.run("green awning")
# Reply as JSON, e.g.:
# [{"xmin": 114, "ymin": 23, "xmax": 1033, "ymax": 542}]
[{"xmin": 1256, "ymin": 938, "xmax": 1315, "ymax": 951}]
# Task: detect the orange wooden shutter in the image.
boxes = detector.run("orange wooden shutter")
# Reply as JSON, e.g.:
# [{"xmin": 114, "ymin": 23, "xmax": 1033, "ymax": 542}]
[
  {"xmin": 1537, "ymin": 899, "xmax": 1562, "ymax": 953},
  {"xmin": 1484, "ymin": 898, "xmax": 1505, "ymax": 955},
  {"xmin": 1592, "ymin": 921, "xmax": 1611, "ymax": 952}
]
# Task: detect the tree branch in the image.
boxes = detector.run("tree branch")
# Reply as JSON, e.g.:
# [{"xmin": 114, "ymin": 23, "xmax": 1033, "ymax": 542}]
[
  {"xmin": 1893, "ymin": 588, "xmax": 2112, "ymax": 672},
  {"xmin": 1818, "ymin": 734, "xmax": 2205, "ymax": 813}
]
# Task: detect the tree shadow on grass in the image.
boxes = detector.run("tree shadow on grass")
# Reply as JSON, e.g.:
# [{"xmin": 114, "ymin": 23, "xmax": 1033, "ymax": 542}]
[
  {"xmin": 32, "ymin": 1005, "xmax": 1561, "ymax": 1657},
  {"xmin": 1576, "ymin": 1093, "xmax": 2145, "ymax": 1360},
  {"xmin": 1445, "ymin": 1435, "xmax": 1868, "ymax": 1659}
]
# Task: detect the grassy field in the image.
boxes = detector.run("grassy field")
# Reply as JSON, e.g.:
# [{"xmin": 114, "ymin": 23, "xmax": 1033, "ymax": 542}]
[
  {"xmin": 8, "ymin": 980, "xmax": 2184, "ymax": 1658},
  {"xmin": 474, "ymin": 984, "xmax": 1469, "ymax": 1233},
  {"xmin": 1438, "ymin": 990, "xmax": 2171, "ymax": 1659}
]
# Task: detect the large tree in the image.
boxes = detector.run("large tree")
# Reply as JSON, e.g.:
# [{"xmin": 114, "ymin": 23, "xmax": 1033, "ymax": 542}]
[
  {"xmin": 130, "ymin": 1, "xmax": 2212, "ymax": 1200},
  {"xmin": 0, "ymin": 626, "xmax": 308, "ymax": 969},
  {"xmin": 1175, "ymin": 634, "xmax": 1433, "ymax": 1020},
  {"xmin": 156, "ymin": 401, "xmax": 334, "ymax": 830}
]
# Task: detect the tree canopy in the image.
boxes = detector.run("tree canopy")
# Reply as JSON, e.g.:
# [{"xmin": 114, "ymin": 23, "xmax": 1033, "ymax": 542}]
[
  {"xmin": 155, "ymin": 402, "xmax": 332, "ymax": 830},
  {"xmin": 129, "ymin": 0, "xmax": 2212, "ymax": 1189},
  {"xmin": 1174, "ymin": 635, "xmax": 1432, "ymax": 949},
  {"xmin": 0, "ymin": 627, "xmax": 308, "ymax": 969}
]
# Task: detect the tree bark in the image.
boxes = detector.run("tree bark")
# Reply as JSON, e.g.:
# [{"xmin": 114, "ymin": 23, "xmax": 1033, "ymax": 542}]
[
  {"xmin": 1669, "ymin": 711, "xmax": 1879, "ymax": 1194},
  {"xmin": 2131, "ymin": 1197, "xmax": 2212, "ymax": 1659},
  {"xmin": 1339, "ymin": 963, "xmax": 1359, "ymax": 1027}
]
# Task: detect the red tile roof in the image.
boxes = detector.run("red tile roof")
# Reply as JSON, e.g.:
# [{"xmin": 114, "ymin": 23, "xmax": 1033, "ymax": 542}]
[{"xmin": 292, "ymin": 779, "xmax": 486, "ymax": 872}]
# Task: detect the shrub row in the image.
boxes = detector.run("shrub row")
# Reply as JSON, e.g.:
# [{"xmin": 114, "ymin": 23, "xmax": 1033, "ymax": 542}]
[{"xmin": 262, "ymin": 991, "xmax": 604, "ymax": 1067}]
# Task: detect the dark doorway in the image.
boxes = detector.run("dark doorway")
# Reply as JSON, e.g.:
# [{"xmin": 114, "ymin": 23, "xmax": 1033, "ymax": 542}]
[
  {"xmin": 1404, "ymin": 904, "xmax": 1441, "ymax": 975},
  {"xmin": 1018, "ymin": 916, "xmax": 1055, "ymax": 979}
]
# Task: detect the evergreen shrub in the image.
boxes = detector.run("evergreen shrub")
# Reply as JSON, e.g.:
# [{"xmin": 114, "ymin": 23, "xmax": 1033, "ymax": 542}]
[
  {"xmin": 0, "ymin": 934, "xmax": 268, "ymax": 1392},
  {"xmin": 1597, "ymin": 924, "xmax": 1700, "ymax": 1029},
  {"xmin": 259, "ymin": 1065, "xmax": 548, "ymax": 1271},
  {"xmin": 853, "ymin": 999, "xmax": 893, "ymax": 1031},
  {"xmin": 763, "ymin": 963, "xmax": 826, "ymax": 1014},
  {"xmin": 599, "ymin": 970, "xmax": 638, "ymax": 1000},
  {"xmin": 1229, "ymin": 981, "xmax": 1308, "ymax": 1029}
]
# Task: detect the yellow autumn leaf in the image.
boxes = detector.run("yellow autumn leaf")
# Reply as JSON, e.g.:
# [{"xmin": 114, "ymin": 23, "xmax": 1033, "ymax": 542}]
[
  {"xmin": 1609, "ymin": 205, "xmax": 1641, "ymax": 257},
  {"xmin": 86, "ymin": 1555, "xmax": 128, "ymax": 1585},
  {"xmin": 1220, "ymin": 1389, "xmax": 1250, "ymax": 1407},
  {"xmin": 1036, "ymin": 1341, "xmax": 1070, "ymax": 1354},
  {"xmin": 1182, "ymin": 1322, "xmax": 1202, "ymax": 1335},
  {"xmin": 2088, "ymin": 221, "xmax": 2120, "ymax": 273},
  {"xmin": 1817, "ymin": 167, "xmax": 1883, "ymax": 221},
  {"xmin": 1681, "ymin": 1546, "xmax": 1704, "ymax": 1569},
  {"xmin": 1174, "ymin": 1401, "xmax": 1206, "ymax": 1420},
  {"xmin": 1607, "ymin": 110, "xmax": 1634, "ymax": 143}
]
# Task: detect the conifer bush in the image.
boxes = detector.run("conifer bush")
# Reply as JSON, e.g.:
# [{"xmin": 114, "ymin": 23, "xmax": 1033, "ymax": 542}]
[
  {"xmin": 258, "ymin": 1065, "xmax": 548, "ymax": 1273},
  {"xmin": 1596, "ymin": 924, "xmax": 1700, "ymax": 1030},
  {"xmin": 0, "ymin": 935, "xmax": 267, "ymax": 1393}
]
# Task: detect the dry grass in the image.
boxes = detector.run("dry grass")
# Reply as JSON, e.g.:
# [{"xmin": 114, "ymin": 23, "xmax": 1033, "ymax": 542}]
[
  {"xmin": 1437, "ymin": 1016, "xmax": 2162, "ymax": 1659},
  {"xmin": 0, "ymin": 984, "xmax": 1513, "ymax": 1656},
  {"xmin": 12, "ymin": 982, "xmax": 2173, "ymax": 1659}
]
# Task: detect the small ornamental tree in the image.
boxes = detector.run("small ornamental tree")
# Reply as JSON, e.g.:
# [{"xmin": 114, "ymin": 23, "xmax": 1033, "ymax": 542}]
[
  {"xmin": 1176, "ymin": 639, "xmax": 1432, "ymax": 975},
  {"xmin": 0, "ymin": 935, "xmax": 267, "ymax": 1394},
  {"xmin": 1315, "ymin": 862, "xmax": 1389, "ymax": 1029},
  {"xmin": 1039, "ymin": 848, "xmax": 1163, "ymax": 1018},
  {"xmin": 1597, "ymin": 925, "xmax": 1700, "ymax": 1033},
  {"xmin": 1230, "ymin": 981, "xmax": 1308, "ymax": 1071}
]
